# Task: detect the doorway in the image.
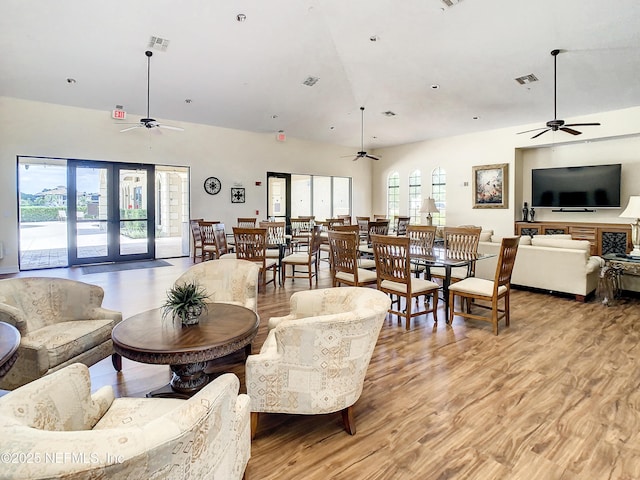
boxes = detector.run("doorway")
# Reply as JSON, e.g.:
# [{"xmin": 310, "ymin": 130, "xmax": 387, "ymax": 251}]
[{"xmin": 17, "ymin": 157, "xmax": 190, "ymax": 270}]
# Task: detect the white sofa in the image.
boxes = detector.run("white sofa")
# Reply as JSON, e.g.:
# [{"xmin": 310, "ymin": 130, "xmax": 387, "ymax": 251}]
[{"xmin": 475, "ymin": 234, "xmax": 604, "ymax": 301}]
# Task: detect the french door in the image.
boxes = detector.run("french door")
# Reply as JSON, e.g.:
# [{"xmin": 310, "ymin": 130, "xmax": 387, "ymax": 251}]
[{"xmin": 67, "ymin": 161, "xmax": 155, "ymax": 265}]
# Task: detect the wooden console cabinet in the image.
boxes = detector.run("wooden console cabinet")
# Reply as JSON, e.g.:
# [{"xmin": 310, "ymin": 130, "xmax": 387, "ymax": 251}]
[{"xmin": 514, "ymin": 221, "xmax": 632, "ymax": 256}]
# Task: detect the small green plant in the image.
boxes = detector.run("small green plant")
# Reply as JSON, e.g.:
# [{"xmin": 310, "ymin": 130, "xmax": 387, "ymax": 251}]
[{"xmin": 161, "ymin": 280, "xmax": 209, "ymax": 325}]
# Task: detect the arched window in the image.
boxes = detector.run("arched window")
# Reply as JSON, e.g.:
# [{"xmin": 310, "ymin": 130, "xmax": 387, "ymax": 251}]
[
  {"xmin": 387, "ymin": 172, "xmax": 399, "ymax": 224},
  {"xmin": 408, "ymin": 170, "xmax": 421, "ymax": 224},
  {"xmin": 431, "ymin": 167, "xmax": 446, "ymax": 226}
]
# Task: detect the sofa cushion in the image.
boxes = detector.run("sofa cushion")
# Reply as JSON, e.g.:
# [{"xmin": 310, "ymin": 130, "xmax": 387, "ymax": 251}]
[
  {"xmin": 530, "ymin": 236, "xmax": 590, "ymax": 250},
  {"xmin": 22, "ymin": 320, "xmax": 116, "ymax": 369},
  {"xmin": 479, "ymin": 230, "xmax": 493, "ymax": 242}
]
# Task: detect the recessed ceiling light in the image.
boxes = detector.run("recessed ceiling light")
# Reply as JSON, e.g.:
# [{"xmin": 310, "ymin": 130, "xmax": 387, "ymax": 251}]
[
  {"xmin": 236, "ymin": 14, "xmax": 246, "ymax": 22},
  {"xmin": 370, "ymin": 35, "xmax": 379, "ymax": 42},
  {"xmin": 472, "ymin": 116, "xmax": 480, "ymax": 120},
  {"xmin": 271, "ymin": 114, "xmax": 279, "ymax": 119},
  {"xmin": 430, "ymin": 84, "xmax": 440, "ymax": 90},
  {"xmin": 66, "ymin": 78, "xmax": 77, "ymax": 84},
  {"xmin": 185, "ymin": 99, "xmax": 193, "ymax": 104}
]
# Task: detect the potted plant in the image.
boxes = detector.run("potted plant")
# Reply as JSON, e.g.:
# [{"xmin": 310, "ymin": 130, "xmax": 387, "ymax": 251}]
[{"xmin": 161, "ymin": 280, "xmax": 209, "ymax": 326}]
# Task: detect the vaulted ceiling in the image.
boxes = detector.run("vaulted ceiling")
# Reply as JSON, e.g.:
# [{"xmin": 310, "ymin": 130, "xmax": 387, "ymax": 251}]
[{"xmin": 1, "ymin": 0, "xmax": 639, "ymax": 149}]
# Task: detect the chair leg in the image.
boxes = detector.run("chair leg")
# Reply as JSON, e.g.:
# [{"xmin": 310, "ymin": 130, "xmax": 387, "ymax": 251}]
[
  {"xmin": 251, "ymin": 412, "xmax": 259, "ymax": 440},
  {"xmin": 112, "ymin": 353, "xmax": 122, "ymax": 372},
  {"xmin": 341, "ymin": 405, "xmax": 356, "ymax": 435}
]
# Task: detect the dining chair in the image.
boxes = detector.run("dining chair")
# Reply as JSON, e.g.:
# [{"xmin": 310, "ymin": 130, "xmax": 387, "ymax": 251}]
[
  {"xmin": 199, "ymin": 220, "xmax": 221, "ymax": 261},
  {"xmin": 429, "ymin": 226, "xmax": 481, "ymax": 283},
  {"xmin": 318, "ymin": 219, "xmax": 344, "ymax": 265},
  {"xmin": 448, "ymin": 236, "xmax": 520, "ymax": 335},
  {"xmin": 281, "ymin": 225, "xmax": 322, "ymax": 288},
  {"xmin": 394, "ymin": 216, "xmax": 411, "ymax": 236},
  {"xmin": 359, "ymin": 220, "xmax": 390, "ymax": 257},
  {"xmin": 259, "ymin": 221, "xmax": 288, "ymax": 264},
  {"xmin": 336, "ymin": 214, "xmax": 352, "ymax": 225},
  {"xmin": 233, "ymin": 227, "xmax": 278, "ymax": 291},
  {"xmin": 237, "ymin": 217, "xmax": 257, "ymax": 228},
  {"xmin": 407, "ymin": 225, "xmax": 437, "ymax": 275},
  {"xmin": 371, "ymin": 234, "xmax": 440, "ymax": 329},
  {"xmin": 290, "ymin": 217, "xmax": 314, "ymax": 251},
  {"xmin": 213, "ymin": 223, "xmax": 236, "ymax": 259},
  {"xmin": 327, "ymin": 230, "xmax": 377, "ymax": 287},
  {"xmin": 189, "ymin": 218, "xmax": 204, "ymax": 262},
  {"xmin": 356, "ymin": 216, "xmax": 370, "ymax": 243},
  {"xmin": 373, "ymin": 214, "xmax": 388, "ymax": 221}
]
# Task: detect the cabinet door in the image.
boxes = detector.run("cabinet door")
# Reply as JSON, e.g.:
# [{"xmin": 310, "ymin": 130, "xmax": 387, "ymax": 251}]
[
  {"xmin": 600, "ymin": 228, "xmax": 630, "ymax": 256},
  {"xmin": 543, "ymin": 226, "xmax": 568, "ymax": 235}
]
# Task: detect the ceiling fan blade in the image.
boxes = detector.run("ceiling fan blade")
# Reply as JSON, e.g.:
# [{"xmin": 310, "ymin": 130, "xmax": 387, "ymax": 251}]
[
  {"xmin": 531, "ymin": 129, "xmax": 550, "ymax": 139},
  {"xmin": 157, "ymin": 124, "xmax": 185, "ymax": 131},
  {"xmin": 365, "ymin": 154, "xmax": 380, "ymax": 161},
  {"xmin": 560, "ymin": 127, "xmax": 582, "ymax": 136},
  {"xmin": 120, "ymin": 125, "xmax": 143, "ymax": 132},
  {"xmin": 517, "ymin": 127, "xmax": 549, "ymax": 135},
  {"xmin": 564, "ymin": 122, "xmax": 601, "ymax": 127}
]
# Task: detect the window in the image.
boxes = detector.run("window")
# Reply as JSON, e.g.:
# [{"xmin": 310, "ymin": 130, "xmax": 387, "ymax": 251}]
[
  {"xmin": 387, "ymin": 172, "xmax": 399, "ymax": 225},
  {"xmin": 431, "ymin": 167, "xmax": 446, "ymax": 226},
  {"xmin": 408, "ymin": 170, "xmax": 421, "ymax": 224}
]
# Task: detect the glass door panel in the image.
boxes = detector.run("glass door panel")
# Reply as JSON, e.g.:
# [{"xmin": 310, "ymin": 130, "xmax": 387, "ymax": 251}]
[
  {"xmin": 72, "ymin": 164, "xmax": 109, "ymax": 262},
  {"xmin": 119, "ymin": 168, "xmax": 150, "ymax": 256},
  {"xmin": 268, "ymin": 176, "xmax": 288, "ymax": 221}
]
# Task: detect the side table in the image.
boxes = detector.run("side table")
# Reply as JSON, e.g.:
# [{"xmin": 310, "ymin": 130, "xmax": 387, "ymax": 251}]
[{"xmin": 600, "ymin": 254, "xmax": 640, "ymax": 306}]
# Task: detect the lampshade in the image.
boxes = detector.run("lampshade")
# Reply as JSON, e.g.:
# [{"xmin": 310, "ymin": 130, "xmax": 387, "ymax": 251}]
[
  {"xmin": 620, "ymin": 196, "xmax": 640, "ymax": 219},
  {"xmin": 420, "ymin": 197, "xmax": 439, "ymax": 214}
]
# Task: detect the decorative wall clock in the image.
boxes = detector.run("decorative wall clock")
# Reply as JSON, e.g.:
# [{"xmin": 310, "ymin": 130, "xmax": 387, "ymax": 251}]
[
  {"xmin": 231, "ymin": 187, "xmax": 245, "ymax": 203},
  {"xmin": 204, "ymin": 176, "xmax": 222, "ymax": 195}
]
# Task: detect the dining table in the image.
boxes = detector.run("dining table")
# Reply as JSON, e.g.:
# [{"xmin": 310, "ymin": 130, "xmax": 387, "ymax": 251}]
[{"xmin": 410, "ymin": 245, "xmax": 495, "ymax": 320}]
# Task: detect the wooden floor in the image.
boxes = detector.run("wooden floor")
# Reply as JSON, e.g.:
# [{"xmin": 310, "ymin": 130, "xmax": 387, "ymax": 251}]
[{"xmin": 5, "ymin": 258, "xmax": 640, "ymax": 479}]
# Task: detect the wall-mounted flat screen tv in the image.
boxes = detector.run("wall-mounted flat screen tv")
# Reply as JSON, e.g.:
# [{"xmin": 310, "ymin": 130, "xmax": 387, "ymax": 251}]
[{"xmin": 531, "ymin": 164, "xmax": 621, "ymax": 208}]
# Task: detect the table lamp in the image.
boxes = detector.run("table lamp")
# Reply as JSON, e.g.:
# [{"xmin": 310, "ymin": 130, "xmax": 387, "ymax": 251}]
[
  {"xmin": 420, "ymin": 197, "xmax": 439, "ymax": 226},
  {"xmin": 620, "ymin": 195, "xmax": 640, "ymax": 257}
]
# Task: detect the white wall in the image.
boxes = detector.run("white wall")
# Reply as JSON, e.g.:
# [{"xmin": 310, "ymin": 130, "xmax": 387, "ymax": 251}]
[
  {"xmin": 372, "ymin": 107, "xmax": 640, "ymax": 236},
  {"xmin": 0, "ymin": 97, "xmax": 373, "ymax": 273}
]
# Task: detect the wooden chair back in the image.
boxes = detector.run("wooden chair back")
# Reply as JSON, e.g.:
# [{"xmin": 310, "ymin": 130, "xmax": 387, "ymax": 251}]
[
  {"xmin": 367, "ymin": 220, "xmax": 390, "ymax": 244},
  {"xmin": 336, "ymin": 214, "xmax": 352, "ymax": 225},
  {"xmin": 373, "ymin": 214, "xmax": 388, "ymax": 221},
  {"xmin": 407, "ymin": 225, "xmax": 437, "ymax": 249},
  {"xmin": 199, "ymin": 221, "xmax": 220, "ymax": 260},
  {"xmin": 237, "ymin": 217, "xmax": 257, "ymax": 228},
  {"xmin": 233, "ymin": 227, "xmax": 267, "ymax": 263},
  {"xmin": 394, "ymin": 216, "xmax": 411, "ymax": 236},
  {"xmin": 494, "ymin": 237, "xmax": 520, "ymax": 289},
  {"xmin": 331, "ymin": 225, "xmax": 360, "ymax": 234},
  {"xmin": 371, "ymin": 234, "xmax": 411, "ymax": 285},
  {"xmin": 443, "ymin": 226, "xmax": 481, "ymax": 276},
  {"xmin": 189, "ymin": 218, "xmax": 204, "ymax": 262},
  {"xmin": 259, "ymin": 221, "xmax": 286, "ymax": 245},
  {"xmin": 327, "ymin": 230, "xmax": 360, "ymax": 282},
  {"xmin": 213, "ymin": 223, "xmax": 231, "ymax": 256}
]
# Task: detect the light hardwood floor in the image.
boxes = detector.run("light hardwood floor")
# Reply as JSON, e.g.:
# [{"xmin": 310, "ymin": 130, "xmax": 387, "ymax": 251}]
[{"xmin": 5, "ymin": 258, "xmax": 640, "ymax": 479}]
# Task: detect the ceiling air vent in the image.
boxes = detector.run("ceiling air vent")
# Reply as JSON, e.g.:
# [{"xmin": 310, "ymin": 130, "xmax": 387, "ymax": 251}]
[
  {"xmin": 515, "ymin": 74, "xmax": 538, "ymax": 85},
  {"xmin": 302, "ymin": 76, "xmax": 319, "ymax": 87},
  {"xmin": 382, "ymin": 111, "xmax": 396, "ymax": 117},
  {"xmin": 148, "ymin": 36, "xmax": 170, "ymax": 52},
  {"xmin": 441, "ymin": 0, "xmax": 463, "ymax": 8}
]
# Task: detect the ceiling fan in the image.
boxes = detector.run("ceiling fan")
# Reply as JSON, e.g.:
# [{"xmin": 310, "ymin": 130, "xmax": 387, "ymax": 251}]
[
  {"xmin": 348, "ymin": 106, "xmax": 380, "ymax": 161},
  {"xmin": 518, "ymin": 49, "xmax": 600, "ymax": 139},
  {"xmin": 119, "ymin": 51, "xmax": 184, "ymax": 133}
]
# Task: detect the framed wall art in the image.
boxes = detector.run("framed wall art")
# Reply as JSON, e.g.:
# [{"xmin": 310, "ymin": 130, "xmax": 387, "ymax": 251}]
[
  {"xmin": 472, "ymin": 163, "xmax": 508, "ymax": 209},
  {"xmin": 231, "ymin": 187, "xmax": 246, "ymax": 203}
]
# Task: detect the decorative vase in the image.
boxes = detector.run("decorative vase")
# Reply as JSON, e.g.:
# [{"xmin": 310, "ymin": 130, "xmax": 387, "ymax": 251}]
[
  {"xmin": 529, "ymin": 207, "xmax": 536, "ymax": 223},
  {"xmin": 522, "ymin": 202, "xmax": 529, "ymax": 222},
  {"xmin": 181, "ymin": 305, "xmax": 203, "ymax": 326}
]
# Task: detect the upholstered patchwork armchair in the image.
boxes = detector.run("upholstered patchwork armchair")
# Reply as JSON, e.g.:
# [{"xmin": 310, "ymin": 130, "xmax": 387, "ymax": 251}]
[
  {"xmin": 174, "ymin": 258, "xmax": 260, "ymax": 312},
  {"xmin": 246, "ymin": 287, "xmax": 390, "ymax": 437},
  {"xmin": 0, "ymin": 363, "xmax": 250, "ymax": 479},
  {"xmin": 0, "ymin": 277, "xmax": 122, "ymax": 390}
]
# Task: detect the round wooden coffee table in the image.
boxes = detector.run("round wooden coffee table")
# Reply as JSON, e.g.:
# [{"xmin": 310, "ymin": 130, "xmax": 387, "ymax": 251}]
[
  {"xmin": 112, "ymin": 303, "xmax": 259, "ymax": 398},
  {"xmin": 0, "ymin": 322, "xmax": 20, "ymax": 379}
]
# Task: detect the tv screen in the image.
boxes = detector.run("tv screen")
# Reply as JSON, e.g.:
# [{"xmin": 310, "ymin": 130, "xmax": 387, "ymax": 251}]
[{"xmin": 531, "ymin": 164, "xmax": 621, "ymax": 208}]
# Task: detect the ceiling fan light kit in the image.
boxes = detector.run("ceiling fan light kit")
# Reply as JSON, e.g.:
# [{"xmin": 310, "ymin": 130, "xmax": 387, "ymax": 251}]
[
  {"xmin": 120, "ymin": 50, "xmax": 184, "ymax": 133},
  {"xmin": 517, "ymin": 49, "xmax": 600, "ymax": 139}
]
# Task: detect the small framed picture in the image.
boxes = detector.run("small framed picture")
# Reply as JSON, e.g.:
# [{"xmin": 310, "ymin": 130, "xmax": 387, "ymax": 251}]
[
  {"xmin": 231, "ymin": 187, "xmax": 245, "ymax": 203},
  {"xmin": 472, "ymin": 163, "xmax": 508, "ymax": 209}
]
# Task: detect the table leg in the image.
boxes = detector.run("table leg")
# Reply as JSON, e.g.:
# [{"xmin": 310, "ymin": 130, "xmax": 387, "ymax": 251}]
[
  {"xmin": 170, "ymin": 361, "xmax": 209, "ymax": 394},
  {"xmin": 444, "ymin": 266, "xmax": 452, "ymax": 323}
]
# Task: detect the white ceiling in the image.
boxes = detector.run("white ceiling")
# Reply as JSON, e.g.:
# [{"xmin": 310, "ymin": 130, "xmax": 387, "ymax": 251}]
[{"xmin": 1, "ymin": 0, "xmax": 639, "ymax": 150}]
